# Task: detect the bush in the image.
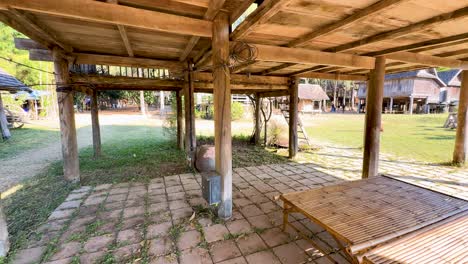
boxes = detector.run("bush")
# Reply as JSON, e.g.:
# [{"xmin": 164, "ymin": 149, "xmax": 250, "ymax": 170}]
[{"xmin": 231, "ymin": 102, "xmax": 244, "ymax": 120}]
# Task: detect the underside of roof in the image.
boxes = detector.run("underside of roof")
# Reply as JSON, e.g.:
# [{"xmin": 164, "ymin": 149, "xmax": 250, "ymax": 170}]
[{"xmin": 0, "ymin": 0, "xmax": 467, "ymax": 88}]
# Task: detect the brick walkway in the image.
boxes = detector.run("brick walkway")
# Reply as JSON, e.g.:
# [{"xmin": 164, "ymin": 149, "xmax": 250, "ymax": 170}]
[
  {"xmin": 11, "ymin": 151, "xmax": 468, "ymax": 263},
  {"xmin": 12, "ymin": 164, "xmax": 354, "ymax": 264}
]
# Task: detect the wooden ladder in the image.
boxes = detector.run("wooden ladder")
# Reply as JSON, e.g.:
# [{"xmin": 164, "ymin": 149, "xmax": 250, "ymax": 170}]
[{"xmin": 279, "ymin": 102, "xmax": 312, "ymax": 146}]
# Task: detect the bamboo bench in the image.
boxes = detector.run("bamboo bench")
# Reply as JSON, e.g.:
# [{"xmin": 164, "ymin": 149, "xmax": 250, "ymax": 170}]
[{"xmin": 279, "ymin": 175, "xmax": 468, "ymax": 264}]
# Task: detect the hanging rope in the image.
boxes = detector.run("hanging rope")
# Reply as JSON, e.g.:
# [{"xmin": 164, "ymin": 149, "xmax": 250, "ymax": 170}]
[{"xmin": 0, "ymin": 55, "xmax": 56, "ymax": 75}]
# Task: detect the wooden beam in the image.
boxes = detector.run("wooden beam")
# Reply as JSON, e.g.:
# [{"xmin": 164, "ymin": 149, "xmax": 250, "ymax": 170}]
[
  {"xmin": 184, "ymin": 61, "xmax": 196, "ymax": 165},
  {"xmin": 294, "ymin": 71, "xmax": 368, "ymax": 81},
  {"xmin": 14, "ymin": 37, "xmax": 45, "ymax": 50},
  {"xmin": 230, "ymin": 0, "xmax": 255, "ymax": 23},
  {"xmin": 176, "ymin": 90, "xmax": 184, "ymax": 150},
  {"xmin": 231, "ymin": 0, "xmax": 293, "ymax": 40},
  {"xmin": 0, "ymin": 0, "xmax": 212, "ymax": 37},
  {"xmin": 53, "ymin": 49, "xmax": 80, "ymax": 182},
  {"xmin": 365, "ymin": 33, "xmax": 468, "ymax": 57},
  {"xmin": 362, "ymin": 56, "xmax": 385, "ymax": 178},
  {"xmin": 386, "ymin": 51, "xmax": 468, "ymax": 69},
  {"xmin": 74, "ymin": 53, "xmax": 184, "ymax": 71},
  {"xmin": 257, "ymin": 90, "xmax": 289, "ymax": 97},
  {"xmin": 179, "ymin": 0, "xmax": 225, "ymax": 61},
  {"xmin": 288, "ymin": 0, "xmax": 405, "ymax": 48},
  {"xmin": 193, "ymin": 72, "xmax": 289, "ymax": 85},
  {"xmin": 117, "ymin": 25, "xmax": 134, "ymax": 57},
  {"xmin": 254, "ymin": 44, "xmax": 376, "ymax": 69},
  {"xmin": 29, "ymin": 49, "xmax": 53, "ymax": 61},
  {"xmin": 91, "ymin": 89, "xmax": 101, "ymax": 158},
  {"xmin": 289, "ymin": 77, "xmax": 298, "ymax": 158},
  {"xmin": 70, "ymin": 74, "xmax": 184, "ymax": 88},
  {"xmin": 8, "ymin": 8, "xmax": 72, "ymax": 52},
  {"xmin": 453, "ymin": 70, "xmax": 468, "ymax": 164},
  {"xmin": 213, "ymin": 11, "xmax": 232, "ymax": 220},
  {"xmin": 261, "ymin": 63, "xmax": 296, "ymax": 75},
  {"xmin": 327, "ymin": 6, "xmax": 468, "ymax": 53}
]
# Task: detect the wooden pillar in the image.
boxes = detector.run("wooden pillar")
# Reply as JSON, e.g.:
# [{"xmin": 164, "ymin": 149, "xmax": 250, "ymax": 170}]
[
  {"xmin": 184, "ymin": 61, "xmax": 196, "ymax": 164},
  {"xmin": 409, "ymin": 96, "xmax": 414, "ymax": 115},
  {"xmin": 254, "ymin": 94, "xmax": 261, "ymax": 145},
  {"xmin": 91, "ymin": 89, "xmax": 101, "ymax": 158},
  {"xmin": 289, "ymin": 77, "xmax": 299, "ymax": 159},
  {"xmin": 213, "ymin": 11, "xmax": 232, "ymax": 220},
  {"xmin": 453, "ymin": 70, "xmax": 468, "ymax": 164},
  {"xmin": 176, "ymin": 90, "xmax": 184, "ymax": 150},
  {"xmin": 0, "ymin": 93, "xmax": 11, "ymax": 140},
  {"xmin": 362, "ymin": 56, "xmax": 385, "ymax": 178},
  {"xmin": 53, "ymin": 51, "xmax": 80, "ymax": 182}
]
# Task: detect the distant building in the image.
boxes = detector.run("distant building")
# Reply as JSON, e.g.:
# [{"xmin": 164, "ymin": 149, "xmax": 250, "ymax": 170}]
[
  {"xmin": 357, "ymin": 69, "xmax": 459, "ymax": 114},
  {"xmin": 438, "ymin": 69, "xmax": 462, "ymax": 112},
  {"xmin": 298, "ymin": 84, "xmax": 329, "ymax": 113}
]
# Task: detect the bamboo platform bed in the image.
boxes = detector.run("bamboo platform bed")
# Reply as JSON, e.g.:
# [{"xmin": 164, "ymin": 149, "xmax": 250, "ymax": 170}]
[{"xmin": 280, "ymin": 175, "xmax": 468, "ymax": 264}]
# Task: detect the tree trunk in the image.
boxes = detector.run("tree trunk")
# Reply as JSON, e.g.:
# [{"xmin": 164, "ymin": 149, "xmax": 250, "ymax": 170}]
[{"xmin": 0, "ymin": 93, "xmax": 11, "ymax": 140}]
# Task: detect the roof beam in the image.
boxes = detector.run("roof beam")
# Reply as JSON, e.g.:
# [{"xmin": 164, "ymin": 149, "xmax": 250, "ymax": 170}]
[
  {"xmin": 229, "ymin": 0, "xmax": 255, "ymax": 24},
  {"xmin": 179, "ymin": 0, "xmax": 225, "ymax": 61},
  {"xmin": 327, "ymin": 6, "xmax": 468, "ymax": 53},
  {"xmin": 261, "ymin": 63, "xmax": 296, "ymax": 75},
  {"xmin": 7, "ymin": 9, "xmax": 72, "ymax": 52},
  {"xmin": 254, "ymin": 44, "xmax": 375, "ymax": 69},
  {"xmin": 365, "ymin": 33, "xmax": 468, "ymax": 57},
  {"xmin": 294, "ymin": 71, "xmax": 368, "ymax": 81},
  {"xmin": 230, "ymin": 0, "xmax": 294, "ymax": 40},
  {"xmin": 288, "ymin": 0, "xmax": 405, "ymax": 48},
  {"xmin": 14, "ymin": 37, "xmax": 46, "ymax": 50},
  {"xmin": 106, "ymin": 0, "xmax": 134, "ymax": 57},
  {"xmin": 0, "ymin": 0, "xmax": 212, "ymax": 37},
  {"xmin": 73, "ymin": 53, "xmax": 185, "ymax": 71},
  {"xmin": 386, "ymin": 51, "xmax": 468, "ymax": 70}
]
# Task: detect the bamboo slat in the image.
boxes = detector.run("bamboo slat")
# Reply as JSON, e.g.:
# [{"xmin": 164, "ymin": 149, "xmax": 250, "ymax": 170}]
[{"xmin": 280, "ymin": 175, "xmax": 468, "ymax": 262}]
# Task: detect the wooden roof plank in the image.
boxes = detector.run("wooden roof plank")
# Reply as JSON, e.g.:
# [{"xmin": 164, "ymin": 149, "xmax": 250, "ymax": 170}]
[
  {"xmin": 288, "ymin": 0, "xmax": 406, "ymax": 48},
  {"xmin": 0, "ymin": 0, "xmax": 213, "ymax": 37},
  {"xmin": 387, "ymin": 51, "xmax": 468, "ymax": 70}
]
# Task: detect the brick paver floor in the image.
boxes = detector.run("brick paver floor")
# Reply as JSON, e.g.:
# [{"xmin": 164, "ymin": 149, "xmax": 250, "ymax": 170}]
[{"xmin": 11, "ymin": 151, "xmax": 467, "ymax": 263}]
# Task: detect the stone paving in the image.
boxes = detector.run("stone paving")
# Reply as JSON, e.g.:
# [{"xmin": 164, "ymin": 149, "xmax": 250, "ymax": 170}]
[
  {"xmin": 10, "ymin": 146, "xmax": 468, "ymax": 264},
  {"xmin": 12, "ymin": 163, "xmax": 353, "ymax": 264}
]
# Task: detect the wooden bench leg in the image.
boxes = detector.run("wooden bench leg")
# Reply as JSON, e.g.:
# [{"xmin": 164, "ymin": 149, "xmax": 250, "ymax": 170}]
[{"xmin": 283, "ymin": 203, "xmax": 290, "ymax": 231}]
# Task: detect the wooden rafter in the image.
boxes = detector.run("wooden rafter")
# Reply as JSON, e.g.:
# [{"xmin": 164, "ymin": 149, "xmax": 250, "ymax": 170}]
[
  {"xmin": 261, "ymin": 63, "xmax": 296, "ymax": 75},
  {"xmin": 7, "ymin": 9, "xmax": 72, "ymax": 52},
  {"xmin": 179, "ymin": 0, "xmax": 225, "ymax": 61},
  {"xmin": 387, "ymin": 51, "xmax": 468, "ymax": 69},
  {"xmin": 230, "ymin": 0, "xmax": 294, "ymax": 40},
  {"xmin": 287, "ymin": 0, "xmax": 405, "ymax": 48},
  {"xmin": 107, "ymin": 0, "xmax": 134, "ymax": 57},
  {"xmin": 326, "ymin": 6, "xmax": 468, "ymax": 53},
  {"xmin": 0, "ymin": 0, "xmax": 213, "ymax": 37},
  {"xmin": 294, "ymin": 72, "xmax": 368, "ymax": 81},
  {"xmin": 229, "ymin": 0, "xmax": 255, "ymax": 24}
]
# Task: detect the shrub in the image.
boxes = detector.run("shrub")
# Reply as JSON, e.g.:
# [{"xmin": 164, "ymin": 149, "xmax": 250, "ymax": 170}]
[{"xmin": 231, "ymin": 102, "xmax": 244, "ymax": 120}]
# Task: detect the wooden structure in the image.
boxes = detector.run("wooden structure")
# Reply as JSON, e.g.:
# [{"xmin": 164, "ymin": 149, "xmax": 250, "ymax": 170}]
[
  {"xmin": 358, "ymin": 69, "xmax": 445, "ymax": 114},
  {"xmin": 1, "ymin": 0, "xmax": 468, "ymax": 217},
  {"xmin": 298, "ymin": 84, "xmax": 329, "ymax": 113},
  {"xmin": 280, "ymin": 175, "xmax": 468, "ymax": 263}
]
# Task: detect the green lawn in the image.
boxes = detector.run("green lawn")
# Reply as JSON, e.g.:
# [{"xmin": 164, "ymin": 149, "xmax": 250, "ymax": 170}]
[
  {"xmin": 0, "ymin": 123, "xmax": 59, "ymax": 159},
  {"xmin": 304, "ymin": 114, "xmax": 455, "ymax": 164}
]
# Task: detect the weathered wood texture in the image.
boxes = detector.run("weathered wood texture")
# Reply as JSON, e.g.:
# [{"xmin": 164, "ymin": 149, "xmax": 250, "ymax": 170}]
[
  {"xmin": 289, "ymin": 77, "xmax": 298, "ymax": 159},
  {"xmin": 91, "ymin": 89, "xmax": 101, "ymax": 158},
  {"xmin": 176, "ymin": 90, "xmax": 184, "ymax": 150},
  {"xmin": 453, "ymin": 70, "xmax": 468, "ymax": 164},
  {"xmin": 53, "ymin": 51, "xmax": 80, "ymax": 182},
  {"xmin": 0, "ymin": 93, "xmax": 11, "ymax": 140},
  {"xmin": 362, "ymin": 56, "xmax": 386, "ymax": 178},
  {"xmin": 213, "ymin": 11, "xmax": 232, "ymax": 220},
  {"xmin": 254, "ymin": 94, "xmax": 261, "ymax": 145},
  {"xmin": 184, "ymin": 62, "xmax": 196, "ymax": 164}
]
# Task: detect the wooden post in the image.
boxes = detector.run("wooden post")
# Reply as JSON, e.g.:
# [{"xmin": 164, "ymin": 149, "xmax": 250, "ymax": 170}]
[
  {"xmin": 91, "ymin": 89, "xmax": 101, "ymax": 158},
  {"xmin": 362, "ymin": 56, "xmax": 385, "ymax": 178},
  {"xmin": 213, "ymin": 11, "xmax": 232, "ymax": 220},
  {"xmin": 409, "ymin": 95, "xmax": 414, "ymax": 115},
  {"xmin": 453, "ymin": 70, "xmax": 468, "ymax": 164},
  {"xmin": 176, "ymin": 90, "xmax": 184, "ymax": 150},
  {"xmin": 254, "ymin": 94, "xmax": 261, "ymax": 145},
  {"xmin": 139, "ymin": 90, "xmax": 146, "ymax": 115},
  {"xmin": 289, "ymin": 77, "xmax": 299, "ymax": 159},
  {"xmin": 53, "ymin": 51, "xmax": 80, "ymax": 182},
  {"xmin": 184, "ymin": 61, "xmax": 196, "ymax": 164},
  {"xmin": 0, "ymin": 93, "xmax": 11, "ymax": 140}
]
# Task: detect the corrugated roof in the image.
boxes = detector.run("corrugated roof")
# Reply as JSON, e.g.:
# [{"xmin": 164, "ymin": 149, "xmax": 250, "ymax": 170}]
[
  {"xmin": 298, "ymin": 84, "xmax": 329, "ymax": 101},
  {"xmin": 437, "ymin": 69, "xmax": 462, "ymax": 87},
  {"xmin": 0, "ymin": 67, "xmax": 32, "ymax": 92},
  {"xmin": 385, "ymin": 69, "xmax": 445, "ymax": 86}
]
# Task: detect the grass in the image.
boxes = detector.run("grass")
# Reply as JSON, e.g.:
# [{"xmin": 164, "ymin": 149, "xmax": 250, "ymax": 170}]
[
  {"xmin": 304, "ymin": 114, "xmax": 456, "ymax": 164},
  {"xmin": 0, "ymin": 123, "xmax": 59, "ymax": 159}
]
